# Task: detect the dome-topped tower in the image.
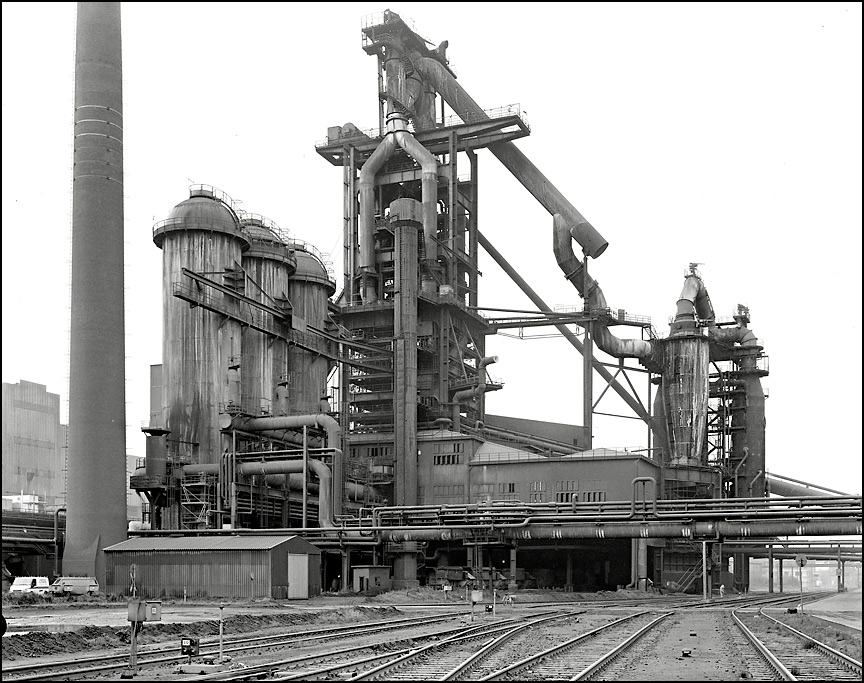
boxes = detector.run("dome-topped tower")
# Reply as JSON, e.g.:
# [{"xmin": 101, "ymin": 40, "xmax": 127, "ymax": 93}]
[{"xmin": 153, "ymin": 185, "xmax": 249, "ymax": 474}]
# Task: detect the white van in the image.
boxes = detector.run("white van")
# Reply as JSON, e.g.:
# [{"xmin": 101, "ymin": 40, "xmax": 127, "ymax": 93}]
[
  {"xmin": 49, "ymin": 576, "xmax": 99, "ymax": 596},
  {"xmin": 9, "ymin": 576, "xmax": 51, "ymax": 595}
]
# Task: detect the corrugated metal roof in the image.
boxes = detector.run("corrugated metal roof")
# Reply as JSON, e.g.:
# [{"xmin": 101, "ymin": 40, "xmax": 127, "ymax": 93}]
[{"xmin": 104, "ymin": 535, "xmax": 312, "ymax": 552}]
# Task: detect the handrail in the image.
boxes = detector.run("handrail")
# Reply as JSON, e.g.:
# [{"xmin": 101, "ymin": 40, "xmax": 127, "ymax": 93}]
[{"xmin": 314, "ymin": 103, "xmax": 529, "ymax": 148}]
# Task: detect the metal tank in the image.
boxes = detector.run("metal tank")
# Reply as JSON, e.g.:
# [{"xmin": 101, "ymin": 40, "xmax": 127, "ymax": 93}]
[
  {"xmin": 285, "ymin": 242, "xmax": 336, "ymax": 413},
  {"xmin": 239, "ymin": 215, "xmax": 296, "ymax": 416},
  {"xmin": 153, "ymin": 186, "xmax": 249, "ymax": 464}
]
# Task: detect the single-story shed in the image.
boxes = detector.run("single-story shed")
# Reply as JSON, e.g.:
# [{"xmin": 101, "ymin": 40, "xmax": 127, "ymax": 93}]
[
  {"xmin": 104, "ymin": 535, "xmax": 321, "ymax": 599},
  {"xmin": 352, "ymin": 565, "xmax": 391, "ymax": 594}
]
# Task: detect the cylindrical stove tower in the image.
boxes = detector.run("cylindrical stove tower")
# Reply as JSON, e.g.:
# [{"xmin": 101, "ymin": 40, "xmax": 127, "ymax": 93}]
[
  {"xmin": 64, "ymin": 1, "xmax": 129, "ymax": 581},
  {"xmin": 656, "ymin": 335, "xmax": 710, "ymax": 466},
  {"xmin": 285, "ymin": 243, "xmax": 336, "ymax": 413},
  {"xmin": 239, "ymin": 215, "xmax": 296, "ymax": 416},
  {"xmin": 153, "ymin": 186, "xmax": 250, "ymax": 465}
]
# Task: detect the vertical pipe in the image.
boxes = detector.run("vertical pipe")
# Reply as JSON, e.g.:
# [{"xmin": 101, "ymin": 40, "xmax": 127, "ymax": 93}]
[
  {"xmin": 302, "ymin": 425, "xmax": 308, "ymax": 527},
  {"xmin": 230, "ymin": 430, "xmax": 237, "ymax": 528},
  {"xmin": 65, "ymin": 1, "xmax": 128, "ymax": 583},
  {"xmin": 702, "ymin": 541, "xmax": 708, "ymax": 601},
  {"xmin": 582, "ymin": 250, "xmax": 593, "ymax": 448}
]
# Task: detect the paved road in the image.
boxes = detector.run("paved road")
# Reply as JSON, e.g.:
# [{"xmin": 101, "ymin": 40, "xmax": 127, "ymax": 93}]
[{"xmin": 806, "ymin": 588, "xmax": 862, "ymax": 630}]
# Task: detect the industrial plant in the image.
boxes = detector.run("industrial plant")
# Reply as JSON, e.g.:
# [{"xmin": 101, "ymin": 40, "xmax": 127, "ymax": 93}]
[{"xmin": 4, "ymin": 5, "xmax": 861, "ymax": 601}]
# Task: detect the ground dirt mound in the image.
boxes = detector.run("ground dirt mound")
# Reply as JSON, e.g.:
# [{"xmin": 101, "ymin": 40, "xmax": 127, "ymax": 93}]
[{"xmin": 1, "ymin": 605, "xmax": 403, "ymax": 661}]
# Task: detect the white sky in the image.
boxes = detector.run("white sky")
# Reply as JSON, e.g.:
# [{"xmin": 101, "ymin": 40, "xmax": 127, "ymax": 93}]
[{"xmin": 2, "ymin": 2, "xmax": 861, "ymax": 494}]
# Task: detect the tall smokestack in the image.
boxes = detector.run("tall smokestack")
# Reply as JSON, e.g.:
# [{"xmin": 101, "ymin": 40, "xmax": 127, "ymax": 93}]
[{"xmin": 64, "ymin": 2, "xmax": 127, "ymax": 582}]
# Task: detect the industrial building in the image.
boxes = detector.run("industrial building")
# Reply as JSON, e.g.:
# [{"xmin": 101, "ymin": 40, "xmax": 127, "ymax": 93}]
[
  {"xmin": 8, "ymin": 5, "xmax": 855, "ymax": 598},
  {"xmin": 2, "ymin": 381, "xmax": 67, "ymax": 511}
]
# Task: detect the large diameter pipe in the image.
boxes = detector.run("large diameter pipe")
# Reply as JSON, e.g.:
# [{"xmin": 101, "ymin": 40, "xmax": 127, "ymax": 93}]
[
  {"xmin": 234, "ymin": 413, "xmax": 341, "ymax": 449},
  {"xmin": 231, "ymin": 413, "xmax": 342, "ymax": 517},
  {"xmin": 356, "ymin": 110, "xmax": 440, "ymax": 302},
  {"xmin": 391, "ymin": 118, "xmax": 439, "ymax": 265},
  {"xmin": 64, "ymin": 1, "xmax": 128, "ymax": 582},
  {"xmin": 414, "ymin": 56, "xmax": 608, "ymax": 259},
  {"xmin": 184, "ymin": 458, "xmax": 335, "ymax": 527},
  {"xmin": 673, "ymin": 274, "xmax": 716, "ymax": 332},
  {"xmin": 377, "ymin": 518, "xmax": 863, "ymax": 542},
  {"xmin": 553, "ymin": 215, "xmax": 653, "ymax": 360},
  {"xmin": 358, "ymin": 133, "xmax": 397, "ymax": 299}
]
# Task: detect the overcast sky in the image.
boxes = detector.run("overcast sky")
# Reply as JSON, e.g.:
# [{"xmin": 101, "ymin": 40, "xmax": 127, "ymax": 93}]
[{"xmin": 2, "ymin": 2, "xmax": 861, "ymax": 494}]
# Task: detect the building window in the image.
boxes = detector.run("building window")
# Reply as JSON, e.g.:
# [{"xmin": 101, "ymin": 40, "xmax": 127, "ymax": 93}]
[
  {"xmin": 434, "ymin": 442, "xmax": 465, "ymax": 455},
  {"xmin": 434, "ymin": 453, "xmax": 461, "ymax": 465},
  {"xmin": 529, "ymin": 481, "xmax": 546, "ymax": 493},
  {"xmin": 529, "ymin": 492, "xmax": 545, "ymax": 503}
]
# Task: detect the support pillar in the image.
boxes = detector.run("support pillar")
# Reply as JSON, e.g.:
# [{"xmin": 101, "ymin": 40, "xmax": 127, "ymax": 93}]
[
  {"xmin": 636, "ymin": 539, "xmax": 649, "ymax": 590},
  {"xmin": 779, "ymin": 558, "xmax": 784, "ymax": 592},
  {"xmin": 631, "ymin": 539, "xmax": 639, "ymax": 588},
  {"xmin": 768, "ymin": 547, "xmax": 774, "ymax": 593},
  {"xmin": 565, "ymin": 551, "xmax": 574, "ymax": 591},
  {"xmin": 341, "ymin": 549, "xmax": 351, "ymax": 593},
  {"xmin": 392, "ymin": 542, "xmax": 419, "ymax": 590},
  {"xmin": 508, "ymin": 547, "xmax": 518, "ymax": 592}
]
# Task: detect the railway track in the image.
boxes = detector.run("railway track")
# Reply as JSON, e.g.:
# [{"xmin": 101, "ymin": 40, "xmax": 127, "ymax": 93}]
[
  {"xmin": 180, "ymin": 613, "xmax": 564, "ymax": 681},
  {"xmin": 0, "ymin": 611, "xmax": 468, "ymax": 681},
  {"xmin": 3, "ymin": 592, "xmax": 855, "ymax": 681},
  {"xmin": 735, "ymin": 607, "xmax": 862, "ymax": 680}
]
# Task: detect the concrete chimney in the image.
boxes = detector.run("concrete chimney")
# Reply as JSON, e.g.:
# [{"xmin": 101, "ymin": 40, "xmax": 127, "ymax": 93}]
[{"xmin": 63, "ymin": 2, "xmax": 128, "ymax": 582}]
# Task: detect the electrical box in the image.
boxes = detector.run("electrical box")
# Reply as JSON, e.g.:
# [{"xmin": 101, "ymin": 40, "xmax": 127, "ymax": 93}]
[
  {"xmin": 181, "ymin": 637, "xmax": 199, "ymax": 656},
  {"xmin": 127, "ymin": 599, "xmax": 162, "ymax": 622},
  {"xmin": 145, "ymin": 600, "xmax": 162, "ymax": 621}
]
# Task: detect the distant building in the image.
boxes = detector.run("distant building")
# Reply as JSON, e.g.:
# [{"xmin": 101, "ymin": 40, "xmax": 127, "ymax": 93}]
[
  {"xmin": 2, "ymin": 380, "xmax": 67, "ymax": 510},
  {"xmin": 2, "ymin": 379, "xmax": 141, "ymax": 522}
]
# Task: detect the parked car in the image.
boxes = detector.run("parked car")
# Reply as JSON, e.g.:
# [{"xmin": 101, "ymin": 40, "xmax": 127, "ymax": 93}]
[
  {"xmin": 49, "ymin": 576, "xmax": 99, "ymax": 596},
  {"xmin": 8, "ymin": 576, "xmax": 51, "ymax": 595}
]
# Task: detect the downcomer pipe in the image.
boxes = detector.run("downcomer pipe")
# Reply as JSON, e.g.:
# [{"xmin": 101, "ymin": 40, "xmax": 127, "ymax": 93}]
[
  {"xmin": 414, "ymin": 56, "xmax": 608, "ymax": 259},
  {"xmin": 553, "ymin": 215, "xmax": 653, "ymax": 360},
  {"xmin": 357, "ymin": 109, "xmax": 440, "ymax": 303}
]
